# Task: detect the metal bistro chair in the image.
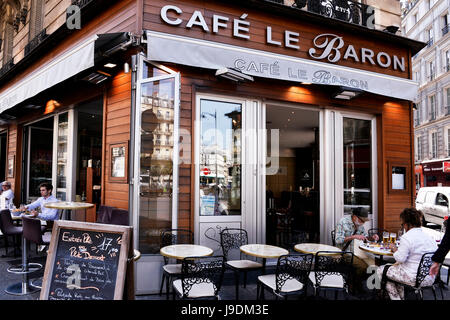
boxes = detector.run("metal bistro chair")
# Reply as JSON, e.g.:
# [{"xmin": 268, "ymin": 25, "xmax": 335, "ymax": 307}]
[
  {"xmin": 220, "ymin": 228, "xmax": 263, "ymax": 300},
  {"xmin": 309, "ymin": 251, "xmax": 354, "ymax": 300},
  {"xmin": 381, "ymin": 251, "xmax": 440, "ymax": 300},
  {"xmin": 22, "ymin": 216, "xmax": 51, "ymax": 288},
  {"xmin": 0, "ymin": 209, "xmax": 22, "ymax": 257},
  {"xmin": 331, "ymin": 230, "xmax": 336, "ymax": 246},
  {"xmin": 159, "ymin": 228, "xmax": 194, "ymax": 299},
  {"xmin": 172, "ymin": 255, "xmax": 225, "ymax": 300},
  {"xmin": 257, "ymin": 253, "xmax": 313, "ymax": 300}
]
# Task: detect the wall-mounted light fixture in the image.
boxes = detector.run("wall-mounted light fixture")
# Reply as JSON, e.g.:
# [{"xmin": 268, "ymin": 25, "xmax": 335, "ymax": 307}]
[
  {"xmin": 215, "ymin": 67, "xmax": 254, "ymax": 82},
  {"xmin": 384, "ymin": 25, "xmax": 399, "ymax": 34},
  {"xmin": 332, "ymin": 86, "xmax": 363, "ymax": 100},
  {"xmin": 123, "ymin": 62, "xmax": 130, "ymax": 74},
  {"xmin": 44, "ymin": 100, "xmax": 61, "ymax": 114}
]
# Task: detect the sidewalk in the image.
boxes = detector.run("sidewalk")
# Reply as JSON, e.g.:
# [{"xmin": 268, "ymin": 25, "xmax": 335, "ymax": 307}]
[{"xmin": 0, "ymin": 245, "xmax": 448, "ymax": 301}]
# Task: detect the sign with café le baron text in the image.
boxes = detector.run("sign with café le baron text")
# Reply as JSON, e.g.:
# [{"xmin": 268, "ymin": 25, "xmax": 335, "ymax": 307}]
[
  {"xmin": 149, "ymin": 5, "xmax": 418, "ymax": 101},
  {"xmin": 40, "ymin": 220, "xmax": 132, "ymax": 300}
]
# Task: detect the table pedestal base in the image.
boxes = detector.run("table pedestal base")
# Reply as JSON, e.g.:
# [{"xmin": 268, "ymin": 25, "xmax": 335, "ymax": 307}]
[{"xmin": 5, "ymin": 282, "xmax": 40, "ymax": 295}]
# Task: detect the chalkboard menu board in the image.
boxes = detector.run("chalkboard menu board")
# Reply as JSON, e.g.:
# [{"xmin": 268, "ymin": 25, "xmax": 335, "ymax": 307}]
[{"xmin": 40, "ymin": 221, "xmax": 132, "ymax": 300}]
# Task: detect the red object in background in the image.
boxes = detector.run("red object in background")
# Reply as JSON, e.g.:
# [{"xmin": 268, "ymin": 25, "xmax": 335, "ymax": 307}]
[
  {"xmin": 202, "ymin": 168, "xmax": 211, "ymax": 175},
  {"xmin": 444, "ymin": 162, "xmax": 450, "ymax": 173},
  {"xmin": 444, "ymin": 216, "xmax": 449, "ymax": 221}
]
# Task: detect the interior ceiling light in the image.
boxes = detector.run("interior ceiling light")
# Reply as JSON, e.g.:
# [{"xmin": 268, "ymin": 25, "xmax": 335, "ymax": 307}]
[
  {"xmin": 104, "ymin": 63, "xmax": 117, "ymax": 68},
  {"xmin": 332, "ymin": 86, "xmax": 363, "ymax": 100},
  {"xmin": 82, "ymin": 70, "xmax": 111, "ymax": 85},
  {"xmin": 215, "ymin": 67, "xmax": 254, "ymax": 82}
]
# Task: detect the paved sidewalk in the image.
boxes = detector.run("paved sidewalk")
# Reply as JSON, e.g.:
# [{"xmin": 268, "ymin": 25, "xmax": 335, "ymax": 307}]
[{"xmin": 0, "ymin": 242, "xmax": 448, "ymax": 301}]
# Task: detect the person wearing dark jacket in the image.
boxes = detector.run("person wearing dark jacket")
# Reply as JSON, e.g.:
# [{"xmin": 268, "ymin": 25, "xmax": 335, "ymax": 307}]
[{"xmin": 429, "ymin": 219, "xmax": 449, "ymax": 276}]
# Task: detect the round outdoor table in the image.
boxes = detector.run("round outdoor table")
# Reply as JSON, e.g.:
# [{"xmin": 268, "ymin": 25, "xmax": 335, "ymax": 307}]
[
  {"xmin": 240, "ymin": 244, "xmax": 289, "ymax": 274},
  {"xmin": 294, "ymin": 243, "xmax": 342, "ymax": 255},
  {"xmin": 6, "ymin": 214, "xmax": 43, "ymax": 296},
  {"xmin": 44, "ymin": 201, "xmax": 94, "ymax": 221},
  {"xmin": 358, "ymin": 242, "xmax": 394, "ymax": 264},
  {"xmin": 160, "ymin": 244, "xmax": 213, "ymax": 260}
]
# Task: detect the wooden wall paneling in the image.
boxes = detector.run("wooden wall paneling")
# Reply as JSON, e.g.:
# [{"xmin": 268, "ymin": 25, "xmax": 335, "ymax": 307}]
[{"xmin": 103, "ymin": 70, "xmax": 132, "ymax": 210}]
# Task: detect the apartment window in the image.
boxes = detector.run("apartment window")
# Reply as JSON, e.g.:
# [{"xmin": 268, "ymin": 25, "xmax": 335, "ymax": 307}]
[
  {"xmin": 431, "ymin": 132, "xmax": 438, "ymax": 158},
  {"xmin": 29, "ymin": 0, "xmax": 44, "ymax": 40},
  {"xmin": 429, "ymin": 95, "xmax": 436, "ymax": 120},
  {"xmin": 428, "ymin": 61, "xmax": 435, "ymax": 81},
  {"xmin": 445, "ymin": 50, "xmax": 450, "ymax": 72},
  {"xmin": 413, "ymin": 13, "xmax": 418, "ymax": 24},
  {"xmin": 2, "ymin": 21, "xmax": 14, "ymax": 66},
  {"xmin": 446, "ymin": 87, "xmax": 450, "ymax": 115},
  {"xmin": 443, "ymin": 15, "xmax": 449, "ymax": 35},
  {"xmin": 414, "ymin": 102, "xmax": 421, "ymax": 125},
  {"xmin": 448, "ymin": 129, "xmax": 450, "ymax": 156},
  {"xmin": 427, "ymin": 28, "xmax": 434, "ymax": 47},
  {"xmin": 417, "ymin": 136, "xmax": 423, "ymax": 160}
]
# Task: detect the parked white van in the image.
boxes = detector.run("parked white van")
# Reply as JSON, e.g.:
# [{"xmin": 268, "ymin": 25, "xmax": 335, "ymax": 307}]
[{"xmin": 415, "ymin": 187, "xmax": 450, "ymax": 226}]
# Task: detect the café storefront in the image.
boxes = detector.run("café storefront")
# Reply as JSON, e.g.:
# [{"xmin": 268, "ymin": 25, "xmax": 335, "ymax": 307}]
[{"xmin": 0, "ymin": 0, "xmax": 424, "ymax": 294}]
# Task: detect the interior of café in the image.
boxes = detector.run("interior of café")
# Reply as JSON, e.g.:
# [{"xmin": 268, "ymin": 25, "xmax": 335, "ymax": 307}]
[{"xmin": 265, "ymin": 105, "xmax": 320, "ymax": 249}]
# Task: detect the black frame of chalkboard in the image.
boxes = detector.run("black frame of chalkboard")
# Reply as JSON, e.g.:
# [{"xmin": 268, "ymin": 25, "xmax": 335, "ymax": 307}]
[{"xmin": 40, "ymin": 220, "xmax": 132, "ymax": 300}]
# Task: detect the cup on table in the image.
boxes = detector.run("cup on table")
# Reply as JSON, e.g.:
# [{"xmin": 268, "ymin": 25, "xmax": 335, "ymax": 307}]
[
  {"xmin": 382, "ymin": 232, "xmax": 389, "ymax": 248},
  {"xmin": 390, "ymin": 233, "xmax": 397, "ymax": 244}
]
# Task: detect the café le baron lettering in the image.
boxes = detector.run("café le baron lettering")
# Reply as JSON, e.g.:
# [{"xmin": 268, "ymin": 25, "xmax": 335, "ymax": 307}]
[{"xmin": 160, "ymin": 5, "xmax": 406, "ymax": 73}]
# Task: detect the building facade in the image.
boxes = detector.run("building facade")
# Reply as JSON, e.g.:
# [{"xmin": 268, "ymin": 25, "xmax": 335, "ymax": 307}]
[
  {"xmin": 0, "ymin": 0, "xmax": 423, "ymax": 294},
  {"xmin": 402, "ymin": 0, "xmax": 450, "ymax": 189}
]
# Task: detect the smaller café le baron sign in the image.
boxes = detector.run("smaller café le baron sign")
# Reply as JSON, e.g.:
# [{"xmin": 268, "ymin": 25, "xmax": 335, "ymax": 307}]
[{"xmin": 160, "ymin": 5, "xmax": 407, "ymax": 74}]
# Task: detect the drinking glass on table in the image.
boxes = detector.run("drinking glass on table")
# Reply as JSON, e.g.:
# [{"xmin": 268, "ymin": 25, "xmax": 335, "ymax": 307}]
[
  {"xmin": 390, "ymin": 233, "xmax": 397, "ymax": 244},
  {"xmin": 382, "ymin": 232, "xmax": 389, "ymax": 248}
]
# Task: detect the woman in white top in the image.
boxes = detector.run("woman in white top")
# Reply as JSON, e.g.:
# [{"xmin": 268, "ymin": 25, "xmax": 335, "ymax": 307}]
[{"xmin": 376, "ymin": 208, "xmax": 437, "ymax": 300}]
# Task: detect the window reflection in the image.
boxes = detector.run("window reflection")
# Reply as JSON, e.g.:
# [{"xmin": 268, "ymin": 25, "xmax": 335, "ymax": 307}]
[
  {"xmin": 343, "ymin": 118, "xmax": 372, "ymax": 214},
  {"xmin": 199, "ymin": 99, "xmax": 241, "ymax": 216},
  {"xmin": 139, "ymin": 78, "xmax": 176, "ymax": 254}
]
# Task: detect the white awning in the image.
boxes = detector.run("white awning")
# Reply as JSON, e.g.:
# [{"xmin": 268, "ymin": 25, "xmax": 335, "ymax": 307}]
[
  {"xmin": 146, "ymin": 31, "xmax": 418, "ymax": 101},
  {"xmin": 0, "ymin": 35, "xmax": 98, "ymax": 113}
]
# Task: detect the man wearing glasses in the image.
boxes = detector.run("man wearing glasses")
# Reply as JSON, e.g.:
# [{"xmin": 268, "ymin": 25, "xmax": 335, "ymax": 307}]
[{"xmin": 335, "ymin": 207, "xmax": 378, "ymax": 295}]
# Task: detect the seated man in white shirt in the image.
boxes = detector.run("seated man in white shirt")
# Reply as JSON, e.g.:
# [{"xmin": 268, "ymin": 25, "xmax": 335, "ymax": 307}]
[
  {"xmin": 1, "ymin": 181, "xmax": 14, "ymax": 208},
  {"xmin": 26, "ymin": 183, "xmax": 59, "ymax": 221}
]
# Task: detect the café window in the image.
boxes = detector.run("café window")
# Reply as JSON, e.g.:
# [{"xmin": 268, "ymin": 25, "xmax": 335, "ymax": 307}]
[
  {"xmin": 137, "ymin": 61, "xmax": 180, "ymax": 254},
  {"xmin": 199, "ymin": 99, "xmax": 242, "ymax": 216},
  {"xmin": 343, "ymin": 118, "xmax": 372, "ymax": 214}
]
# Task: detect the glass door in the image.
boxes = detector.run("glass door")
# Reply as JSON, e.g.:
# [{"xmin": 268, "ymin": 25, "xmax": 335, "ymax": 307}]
[
  {"xmin": 328, "ymin": 112, "xmax": 378, "ymax": 244},
  {"xmin": 133, "ymin": 55, "xmax": 180, "ymax": 294}
]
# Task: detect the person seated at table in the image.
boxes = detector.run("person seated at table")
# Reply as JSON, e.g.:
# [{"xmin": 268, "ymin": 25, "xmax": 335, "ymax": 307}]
[
  {"xmin": 429, "ymin": 218, "xmax": 449, "ymax": 277},
  {"xmin": 335, "ymin": 207, "xmax": 378, "ymax": 294},
  {"xmin": 26, "ymin": 183, "xmax": 59, "ymax": 221},
  {"xmin": 0, "ymin": 181, "xmax": 14, "ymax": 208},
  {"xmin": 376, "ymin": 208, "xmax": 437, "ymax": 300}
]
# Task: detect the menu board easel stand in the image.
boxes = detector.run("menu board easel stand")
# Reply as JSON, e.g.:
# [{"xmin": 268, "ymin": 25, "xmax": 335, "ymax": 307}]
[{"xmin": 40, "ymin": 220, "xmax": 132, "ymax": 300}]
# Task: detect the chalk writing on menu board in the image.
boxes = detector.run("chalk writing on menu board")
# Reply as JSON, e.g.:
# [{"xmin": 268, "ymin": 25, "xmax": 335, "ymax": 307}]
[{"xmin": 47, "ymin": 228, "xmax": 122, "ymax": 300}]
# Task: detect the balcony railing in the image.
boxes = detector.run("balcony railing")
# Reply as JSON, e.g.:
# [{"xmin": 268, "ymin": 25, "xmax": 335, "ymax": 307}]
[
  {"xmin": 24, "ymin": 29, "xmax": 48, "ymax": 56},
  {"xmin": 414, "ymin": 118, "xmax": 420, "ymax": 126},
  {"xmin": 429, "ymin": 112, "xmax": 436, "ymax": 121},
  {"xmin": 446, "ymin": 105, "xmax": 450, "ymax": 116},
  {"xmin": 427, "ymin": 39, "xmax": 434, "ymax": 47},
  {"xmin": 443, "ymin": 24, "xmax": 449, "ymax": 36},
  {"xmin": 0, "ymin": 59, "xmax": 15, "ymax": 78},
  {"xmin": 272, "ymin": 0, "xmax": 375, "ymax": 28}
]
